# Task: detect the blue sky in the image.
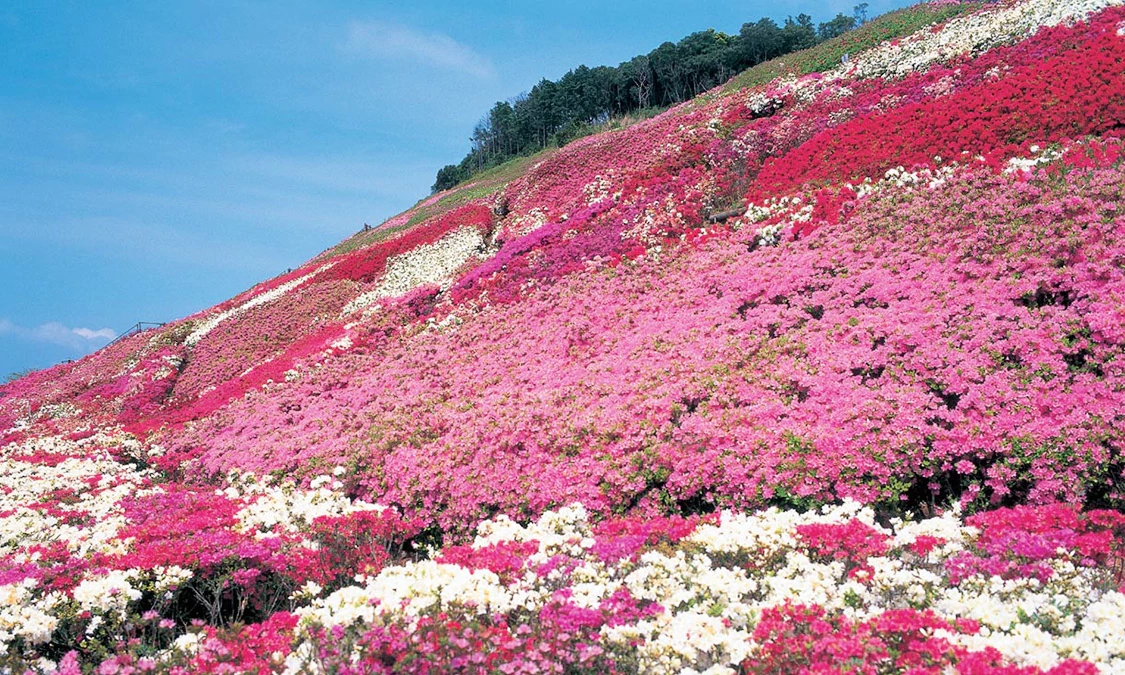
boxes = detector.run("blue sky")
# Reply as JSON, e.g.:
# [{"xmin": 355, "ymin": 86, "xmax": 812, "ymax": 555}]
[{"xmin": 0, "ymin": 0, "xmax": 916, "ymax": 377}]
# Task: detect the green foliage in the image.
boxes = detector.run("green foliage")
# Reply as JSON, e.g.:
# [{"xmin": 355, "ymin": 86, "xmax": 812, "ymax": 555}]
[
  {"xmin": 770, "ymin": 484, "xmax": 821, "ymax": 513},
  {"xmin": 432, "ymin": 164, "xmax": 467, "ymax": 193},
  {"xmin": 819, "ymin": 13, "xmax": 858, "ymax": 41},
  {"xmin": 152, "ymin": 322, "xmax": 196, "ymax": 348},
  {"xmin": 723, "ymin": 3, "xmax": 980, "ymax": 92},
  {"xmin": 436, "ymin": 7, "xmax": 883, "ymax": 193}
]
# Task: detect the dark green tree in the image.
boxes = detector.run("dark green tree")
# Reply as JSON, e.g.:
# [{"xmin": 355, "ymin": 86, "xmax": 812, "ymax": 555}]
[
  {"xmin": 781, "ymin": 14, "xmax": 818, "ymax": 52},
  {"xmin": 431, "ymin": 8, "xmax": 861, "ymax": 192},
  {"xmin": 819, "ymin": 13, "xmax": 857, "ymax": 41},
  {"xmin": 432, "ymin": 164, "xmax": 466, "ymax": 193},
  {"xmin": 679, "ymin": 29, "xmax": 734, "ymax": 95},
  {"xmin": 736, "ymin": 18, "xmax": 784, "ymax": 65}
]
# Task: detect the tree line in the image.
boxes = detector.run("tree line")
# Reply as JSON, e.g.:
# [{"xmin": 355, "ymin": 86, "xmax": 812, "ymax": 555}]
[{"xmin": 432, "ymin": 5, "xmax": 869, "ymax": 193}]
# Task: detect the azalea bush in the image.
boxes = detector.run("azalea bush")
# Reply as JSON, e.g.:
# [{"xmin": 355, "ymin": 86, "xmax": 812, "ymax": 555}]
[
  {"xmin": 1, "ymin": 0, "xmax": 1125, "ymax": 671},
  {"xmin": 0, "ymin": 435, "xmax": 424, "ymax": 672},
  {"xmin": 162, "ymin": 139, "xmax": 1125, "ymax": 531},
  {"xmin": 160, "ymin": 501, "xmax": 1125, "ymax": 673},
  {"xmin": 4, "ymin": 444, "xmax": 1123, "ymax": 675}
]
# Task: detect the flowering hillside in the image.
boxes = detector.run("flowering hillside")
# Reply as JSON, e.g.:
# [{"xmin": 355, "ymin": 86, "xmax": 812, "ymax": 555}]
[{"xmin": 3, "ymin": 0, "xmax": 1125, "ymax": 671}]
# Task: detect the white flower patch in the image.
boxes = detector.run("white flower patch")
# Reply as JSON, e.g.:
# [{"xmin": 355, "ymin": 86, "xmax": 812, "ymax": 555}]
[
  {"xmin": 1062, "ymin": 591, "xmax": 1125, "ymax": 672},
  {"xmin": 185, "ymin": 264, "xmax": 331, "ymax": 347},
  {"xmin": 743, "ymin": 195, "xmax": 813, "ymax": 227},
  {"xmin": 747, "ymin": 92, "xmax": 786, "ymax": 117},
  {"xmin": 329, "ymin": 335, "xmax": 354, "ymax": 352},
  {"xmin": 424, "ymin": 312, "xmax": 464, "ymax": 334},
  {"xmin": 845, "ymin": 0, "xmax": 1123, "ymax": 81},
  {"xmin": 475, "ymin": 502, "xmax": 593, "ymax": 556},
  {"xmin": 622, "ymin": 550, "xmax": 757, "ymax": 617},
  {"xmin": 0, "ymin": 580, "xmax": 60, "ymax": 649},
  {"xmin": 298, "ymin": 583, "xmax": 381, "ymax": 629},
  {"xmin": 621, "ymin": 194, "xmax": 688, "ymax": 247},
  {"xmin": 343, "ymin": 227, "xmax": 486, "ymax": 316},
  {"xmin": 72, "ymin": 570, "xmax": 142, "ymax": 617},
  {"xmin": 169, "ymin": 630, "xmax": 204, "ymax": 656},
  {"xmin": 830, "ymin": 554, "xmax": 942, "ymax": 619},
  {"xmin": 287, "ymin": 501, "xmax": 1125, "ymax": 673},
  {"xmin": 604, "ymin": 611, "xmax": 751, "ymax": 674},
  {"xmin": 582, "ymin": 173, "xmax": 622, "ymax": 205},
  {"xmin": 297, "ymin": 560, "xmax": 515, "ymax": 629},
  {"xmin": 890, "ymin": 504, "xmax": 972, "ymax": 552},
  {"xmin": 754, "ymin": 223, "xmax": 785, "ymax": 247},
  {"xmin": 0, "ymin": 438, "xmax": 155, "ymax": 559},
  {"xmin": 761, "ymin": 552, "xmax": 850, "ymax": 609},
  {"xmin": 152, "ymin": 566, "xmax": 194, "ymax": 592},
  {"xmin": 232, "ymin": 473, "xmax": 385, "ymax": 538},
  {"xmin": 936, "ymin": 561, "xmax": 1125, "ymax": 672},
  {"xmin": 1004, "ymin": 145, "xmax": 1063, "ymax": 174}
]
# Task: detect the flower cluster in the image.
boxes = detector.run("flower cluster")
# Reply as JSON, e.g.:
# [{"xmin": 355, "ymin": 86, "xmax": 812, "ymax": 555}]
[
  {"xmin": 343, "ymin": 225, "xmax": 488, "ymax": 316},
  {"xmin": 168, "ymin": 138, "xmax": 1125, "ymax": 533},
  {"xmin": 0, "ymin": 434, "xmax": 420, "ymax": 671},
  {"xmin": 750, "ymin": 7, "xmax": 1125, "ymax": 201},
  {"xmin": 280, "ymin": 502, "xmax": 1123, "ymax": 674},
  {"xmin": 845, "ymin": 0, "xmax": 1118, "ymax": 80},
  {"xmin": 185, "ymin": 265, "xmax": 332, "ymax": 348},
  {"xmin": 1, "ymin": 1, "xmax": 1124, "ymax": 671}
]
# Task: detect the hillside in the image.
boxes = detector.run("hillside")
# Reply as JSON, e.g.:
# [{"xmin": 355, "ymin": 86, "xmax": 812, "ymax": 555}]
[
  {"xmin": 432, "ymin": 5, "xmax": 863, "ymax": 192},
  {"xmin": 2, "ymin": 0, "xmax": 1125, "ymax": 672}
]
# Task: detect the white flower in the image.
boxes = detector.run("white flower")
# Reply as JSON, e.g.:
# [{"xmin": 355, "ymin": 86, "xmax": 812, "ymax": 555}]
[
  {"xmin": 170, "ymin": 631, "xmax": 204, "ymax": 655},
  {"xmin": 232, "ymin": 474, "xmax": 385, "ymax": 537},
  {"xmin": 152, "ymin": 566, "xmax": 193, "ymax": 592},
  {"xmin": 72, "ymin": 570, "xmax": 141, "ymax": 615},
  {"xmin": 846, "ymin": 0, "xmax": 1118, "ymax": 81},
  {"xmin": 343, "ymin": 227, "xmax": 488, "ymax": 316},
  {"xmin": 186, "ymin": 264, "xmax": 332, "ymax": 346}
]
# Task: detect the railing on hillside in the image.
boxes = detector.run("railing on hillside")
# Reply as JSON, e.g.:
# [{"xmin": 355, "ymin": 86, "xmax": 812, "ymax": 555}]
[{"xmin": 105, "ymin": 322, "xmax": 166, "ymax": 348}]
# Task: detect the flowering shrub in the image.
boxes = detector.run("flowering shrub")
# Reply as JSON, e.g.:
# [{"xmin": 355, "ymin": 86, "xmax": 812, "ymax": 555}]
[
  {"xmin": 10, "ymin": 443, "xmax": 1118, "ymax": 673},
  {"xmin": 0, "ymin": 438, "xmax": 422, "ymax": 671},
  {"xmin": 165, "ymin": 142, "xmax": 1125, "ymax": 532},
  {"xmin": 945, "ymin": 505, "xmax": 1125, "ymax": 585},
  {"xmin": 282, "ymin": 502, "xmax": 1125, "ymax": 674},
  {"xmin": 317, "ymin": 203, "xmax": 493, "ymax": 286},
  {"xmin": 746, "ymin": 604, "xmax": 1098, "ymax": 675},
  {"xmin": 750, "ymin": 7, "xmax": 1125, "ymax": 200},
  {"xmin": 171, "ymin": 280, "xmax": 354, "ymax": 403},
  {"xmin": 0, "ymin": 324, "xmax": 193, "ymax": 438},
  {"xmin": 2, "ymin": 1, "xmax": 1125, "ymax": 671}
]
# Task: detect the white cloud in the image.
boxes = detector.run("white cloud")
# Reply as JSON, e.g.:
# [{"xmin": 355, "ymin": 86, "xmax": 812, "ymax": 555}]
[
  {"xmin": 73, "ymin": 327, "xmax": 117, "ymax": 341},
  {"xmin": 0, "ymin": 319, "xmax": 117, "ymax": 350},
  {"xmin": 342, "ymin": 20, "xmax": 495, "ymax": 79}
]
